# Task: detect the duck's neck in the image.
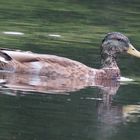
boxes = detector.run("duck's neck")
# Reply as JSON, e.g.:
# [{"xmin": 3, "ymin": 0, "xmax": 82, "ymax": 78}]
[
  {"xmin": 101, "ymin": 55, "xmax": 118, "ymax": 68},
  {"xmin": 100, "ymin": 55, "xmax": 121, "ymax": 79}
]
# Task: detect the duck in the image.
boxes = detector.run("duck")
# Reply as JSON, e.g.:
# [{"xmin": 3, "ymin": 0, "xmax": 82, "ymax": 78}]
[{"xmin": 0, "ymin": 32, "xmax": 140, "ymax": 80}]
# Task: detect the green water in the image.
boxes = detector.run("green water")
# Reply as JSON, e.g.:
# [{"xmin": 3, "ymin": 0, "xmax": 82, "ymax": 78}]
[{"xmin": 0, "ymin": 0, "xmax": 140, "ymax": 140}]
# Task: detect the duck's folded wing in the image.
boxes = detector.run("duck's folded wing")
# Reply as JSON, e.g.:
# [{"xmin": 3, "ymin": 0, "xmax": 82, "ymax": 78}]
[{"xmin": 2, "ymin": 50, "xmax": 39, "ymax": 62}]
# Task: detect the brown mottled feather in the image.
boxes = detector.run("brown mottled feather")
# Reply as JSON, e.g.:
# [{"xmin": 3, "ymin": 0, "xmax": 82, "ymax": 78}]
[{"xmin": 0, "ymin": 48, "xmax": 120, "ymax": 80}]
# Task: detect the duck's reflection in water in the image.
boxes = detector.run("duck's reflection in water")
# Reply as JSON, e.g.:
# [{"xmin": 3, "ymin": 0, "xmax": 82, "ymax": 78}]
[
  {"xmin": 0, "ymin": 72, "xmax": 120, "ymax": 95},
  {"xmin": 0, "ymin": 72, "xmax": 139, "ymax": 139},
  {"xmin": 96, "ymin": 84, "xmax": 123, "ymax": 140}
]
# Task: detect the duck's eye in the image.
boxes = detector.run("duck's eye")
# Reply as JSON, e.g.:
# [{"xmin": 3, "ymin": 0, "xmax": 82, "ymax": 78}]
[{"xmin": 117, "ymin": 38, "xmax": 123, "ymax": 41}]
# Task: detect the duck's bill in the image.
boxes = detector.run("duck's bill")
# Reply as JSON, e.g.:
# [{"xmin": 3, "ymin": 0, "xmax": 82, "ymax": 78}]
[{"xmin": 127, "ymin": 44, "xmax": 140, "ymax": 58}]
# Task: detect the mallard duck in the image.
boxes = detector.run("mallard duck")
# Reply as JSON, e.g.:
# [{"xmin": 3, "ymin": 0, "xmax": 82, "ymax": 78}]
[{"xmin": 0, "ymin": 32, "xmax": 140, "ymax": 80}]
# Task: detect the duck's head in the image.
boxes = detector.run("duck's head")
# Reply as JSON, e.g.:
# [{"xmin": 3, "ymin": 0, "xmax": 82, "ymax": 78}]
[{"xmin": 101, "ymin": 32, "xmax": 140, "ymax": 68}]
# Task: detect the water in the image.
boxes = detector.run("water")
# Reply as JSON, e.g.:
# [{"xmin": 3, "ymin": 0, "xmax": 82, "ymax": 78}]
[
  {"xmin": 0, "ymin": 0, "xmax": 140, "ymax": 140},
  {"xmin": 0, "ymin": 79, "xmax": 140, "ymax": 140}
]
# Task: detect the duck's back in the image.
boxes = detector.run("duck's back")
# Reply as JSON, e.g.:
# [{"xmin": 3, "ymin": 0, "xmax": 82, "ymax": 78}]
[
  {"xmin": 2, "ymin": 50, "xmax": 96, "ymax": 79},
  {"xmin": 38, "ymin": 54, "xmax": 96, "ymax": 78}
]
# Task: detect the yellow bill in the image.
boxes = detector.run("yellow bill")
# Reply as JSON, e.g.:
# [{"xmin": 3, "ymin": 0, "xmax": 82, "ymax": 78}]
[{"xmin": 127, "ymin": 43, "xmax": 140, "ymax": 58}]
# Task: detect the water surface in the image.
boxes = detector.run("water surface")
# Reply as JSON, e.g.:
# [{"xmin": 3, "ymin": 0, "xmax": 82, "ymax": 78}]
[{"xmin": 0, "ymin": 0, "xmax": 140, "ymax": 140}]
